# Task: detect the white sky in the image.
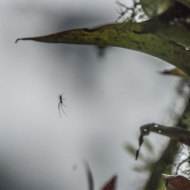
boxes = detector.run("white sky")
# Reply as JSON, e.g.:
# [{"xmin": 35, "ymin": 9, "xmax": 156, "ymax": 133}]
[{"xmin": 0, "ymin": 0, "xmax": 186, "ymax": 189}]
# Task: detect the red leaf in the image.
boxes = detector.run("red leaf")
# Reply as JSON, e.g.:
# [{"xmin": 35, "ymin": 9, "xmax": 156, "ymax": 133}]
[
  {"xmin": 162, "ymin": 174, "xmax": 190, "ymax": 190},
  {"xmin": 101, "ymin": 176, "xmax": 117, "ymax": 190}
]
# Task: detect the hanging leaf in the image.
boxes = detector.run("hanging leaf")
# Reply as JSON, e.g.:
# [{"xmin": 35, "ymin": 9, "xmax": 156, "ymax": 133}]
[{"xmin": 136, "ymin": 123, "xmax": 190, "ymax": 159}]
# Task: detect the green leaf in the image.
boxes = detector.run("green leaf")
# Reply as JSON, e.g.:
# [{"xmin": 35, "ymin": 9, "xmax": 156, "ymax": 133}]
[{"xmin": 16, "ymin": 20, "xmax": 190, "ymax": 75}]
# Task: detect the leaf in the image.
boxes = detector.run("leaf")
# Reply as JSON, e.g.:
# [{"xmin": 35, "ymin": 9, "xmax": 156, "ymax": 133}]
[
  {"xmin": 83, "ymin": 161, "xmax": 117, "ymax": 190},
  {"xmin": 136, "ymin": 134, "xmax": 144, "ymax": 160},
  {"xmin": 140, "ymin": 123, "xmax": 190, "ymax": 146},
  {"xmin": 101, "ymin": 176, "xmax": 117, "ymax": 190},
  {"xmin": 161, "ymin": 68, "xmax": 189, "ymax": 79},
  {"xmin": 162, "ymin": 174, "xmax": 190, "ymax": 190},
  {"xmin": 84, "ymin": 161, "xmax": 94, "ymax": 190},
  {"xmin": 16, "ymin": 19, "xmax": 190, "ymax": 75},
  {"xmin": 135, "ymin": 123, "xmax": 190, "ymax": 159}
]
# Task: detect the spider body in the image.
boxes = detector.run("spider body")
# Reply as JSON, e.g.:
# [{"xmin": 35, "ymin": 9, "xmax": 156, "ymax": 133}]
[{"xmin": 58, "ymin": 93, "xmax": 67, "ymax": 117}]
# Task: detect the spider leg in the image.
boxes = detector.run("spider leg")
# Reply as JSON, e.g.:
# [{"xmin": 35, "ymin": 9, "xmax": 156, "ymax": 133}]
[
  {"xmin": 63, "ymin": 103, "xmax": 68, "ymax": 108},
  {"xmin": 61, "ymin": 104, "xmax": 67, "ymax": 116},
  {"xmin": 58, "ymin": 102, "xmax": 62, "ymax": 118},
  {"xmin": 59, "ymin": 106, "xmax": 62, "ymax": 118}
]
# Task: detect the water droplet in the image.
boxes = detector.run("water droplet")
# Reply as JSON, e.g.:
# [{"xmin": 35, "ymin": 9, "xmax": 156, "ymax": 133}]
[
  {"xmin": 154, "ymin": 124, "xmax": 158, "ymax": 127},
  {"xmin": 158, "ymin": 130, "xmax": 162, "ymax": 133},
  {"xmin": 185, "ymin": 47, "xmax": 190, "ymax": 51},
  {"xmin": 143, "ymin": 128, "xmax": 147, "ymax": 132}
]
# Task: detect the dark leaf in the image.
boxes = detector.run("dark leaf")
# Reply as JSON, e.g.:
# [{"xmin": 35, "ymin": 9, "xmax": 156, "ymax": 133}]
[
  {"xmin": 162, "ymin": 174, "xmax": 190, "ymax": 190},
  {"xmin": 84, "ymin": 161, "xmax": 94, "ymax": 190}
]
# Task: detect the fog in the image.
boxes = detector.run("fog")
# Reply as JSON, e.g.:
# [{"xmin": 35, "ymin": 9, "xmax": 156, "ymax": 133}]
[{"xmin": 0, "ymin": 0, "xmax": 185, "ymax": 189}]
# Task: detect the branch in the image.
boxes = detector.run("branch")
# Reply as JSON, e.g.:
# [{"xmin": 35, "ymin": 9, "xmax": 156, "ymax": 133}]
[
  {"xmin": 136, "ymin": 95, "xmax": 190, "ymax": 189},
  {"xmin": 143, "ymin": 140, "xmax": 179, "ymax": 190},
  {"xmin": 140, "ymin": 0, "xmax": 174, "ymax": 17},
  {"xmin": 140, "ymin": 123, "xmax": 190, "ymax": 145}
]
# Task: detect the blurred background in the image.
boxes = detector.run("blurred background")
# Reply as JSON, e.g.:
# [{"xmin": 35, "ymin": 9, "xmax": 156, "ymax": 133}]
[{"xmin": 0, "ymin": 0, "xmax": 187, "ymax": 189}]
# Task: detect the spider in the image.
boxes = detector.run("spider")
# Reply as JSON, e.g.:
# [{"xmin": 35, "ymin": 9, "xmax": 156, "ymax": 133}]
[{"xmin": 58, "ymin": 93, "xmax": 67, "ymax": 117}]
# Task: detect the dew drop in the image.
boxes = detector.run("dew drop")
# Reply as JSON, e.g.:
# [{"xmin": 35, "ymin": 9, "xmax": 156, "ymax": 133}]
[
  {"xmin": 185, "ymin": 47, "xmax": 190, "ymax": 51},
  {"xmin": 158, "ymin": 130, "xmax": 162, "ymax": 133},
  {"xmin": 154, "ymin": 124, "xmax": 158, "ymax": 127},
  {"xmin": 143, "ymin": 128, "xmax": 147, "ymax": 132}
]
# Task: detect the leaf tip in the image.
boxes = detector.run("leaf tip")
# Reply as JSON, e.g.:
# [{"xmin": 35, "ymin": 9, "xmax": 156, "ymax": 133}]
[
  {"xmin": 15, "ymin": 37, "xmax": 31, "ymax": 43},
  {"xmin": 15, "ymin": 38, "xmax": 21, "ymax": 44},
  {"xmin": 135, "ymin": 149, "xmax": 139, "ymax": 160}
]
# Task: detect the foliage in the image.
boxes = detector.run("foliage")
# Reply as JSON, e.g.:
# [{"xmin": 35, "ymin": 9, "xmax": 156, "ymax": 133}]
[
  {"xmin": 16, "ymin": 0, "xmax": 190, "ymax": 189},
  {"xmin": 84, "ymin": 161, "xmax": 117, "ymax": 190},
  {"xmin": 162, "ymin": 174, "xmax": 190, "ymax": 190}
]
